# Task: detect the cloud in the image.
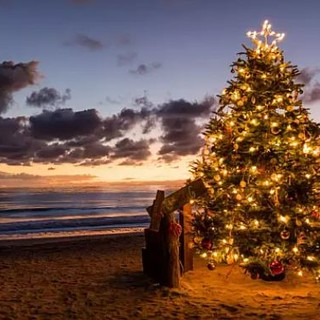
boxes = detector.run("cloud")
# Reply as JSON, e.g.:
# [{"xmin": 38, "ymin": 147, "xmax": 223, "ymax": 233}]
[
  {"xmin": 116, "ymin": 34, "xmax": 134, "ymax": 46},
  {"xmin": 111, "ymin": 138, "xmax": 153, "ymax": 162},
  {"xmin": 0, "ymin": 61, "xmax": 41, "ymax": 114},
  {"xmin": 26, "ymin": 87, "xmax": 71, "ymax": 108},
  {"xmin": 100, "ymin": 107, "xmax": 153, "ymax": 141},
  {"xmin": 65, "ymin": 34, "xmax": 104, "ymax": 51},
  {"xmin": 297, "ymin": 67, "xmax": 320, "ymax": 85},
  {"xmin": 30, "ymin": 108, "xmax": 102, "ymax": 140},
  {"xmin": 0, "ymin": 96, "xmax": 214, "ymax": 166},
  {"xmin": 155, "ymin": 98, "xmax": 214, "ymax": 161},
  {"xmin": 0, "ymin": 116, "xmax": 45, "ymax": 165},
  {"xmin": 129, "ymin": 62, "xmax": 162, "ymax": 75},
  {"xmin": 303, "ymin": 82, "xmax": 320, "ymax": 103},
  {"xmin": 117, "ymin": 52, "xmax": 138, "ymax": 66}
]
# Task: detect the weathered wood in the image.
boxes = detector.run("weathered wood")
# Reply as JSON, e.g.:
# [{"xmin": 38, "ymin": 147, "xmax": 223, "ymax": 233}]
[
  {"xmin": 163, "ymin": 212, "xmax": 180, "ymax": 288},
  {"xmin": 142, "ymin": 179, "xmax": 207, "ymax": 288},
  {"xmin": 162, "ymin": 179, "xmax": 206, "ymax": 215},
  {"xmin": 147, "ymin": 190, "xmax": 165, "ymax": 231},
  {"xmin": 179, "ymin": 203, "xmax": 194, "ymax": 273}
]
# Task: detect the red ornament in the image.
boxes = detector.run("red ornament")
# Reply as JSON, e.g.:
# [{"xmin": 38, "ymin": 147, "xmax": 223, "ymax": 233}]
[
  {"xmin": 311, "ymin": 211, "xmax": 320, "ymax": 219},
  {"xmin": 201, "ymin": 238, "xmax": 213, "ymax": 250},
  {"xmin": 269, "ymin": 260, "xmax": 285, "ymax": 276}
]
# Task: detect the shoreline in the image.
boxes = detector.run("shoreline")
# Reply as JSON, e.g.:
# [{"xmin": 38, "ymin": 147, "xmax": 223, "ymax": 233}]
[{"xmin": 0, "ymin": 227, "xmax": 144, "ymax": 247}]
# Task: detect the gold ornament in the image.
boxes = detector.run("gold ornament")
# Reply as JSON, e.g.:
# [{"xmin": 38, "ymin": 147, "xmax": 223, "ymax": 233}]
[
  {"xmin": 286, "ymin": 105, "xmax": 294, "ymax": 112},
  {"xmin": 214, "ymin": 175, "xmax": 221, "ymax": 182},
  {"xmin": 240, "ymin": 180, "xmax": 247, "ymax": 188},
  {"xmin": 236, "ymin": 194, "xmax": 242, "ymax": 201},
  {"xmin": 280, "ymin": 230, "xmax": 290, "ymax": 240},
  {"xmin": 271, "ymin": 126, "xmax": 281, "ymax": 135},
  {"xmin": 270, "ymin": 158, "xmax": 278, "ymax": 165},
  {"xmin": 295, "ymin": 219, "xmax": 302, "ymax": 227},
  {"xmin": 237, "ymin": 100, "xmax": 244, "ymax": 107}
]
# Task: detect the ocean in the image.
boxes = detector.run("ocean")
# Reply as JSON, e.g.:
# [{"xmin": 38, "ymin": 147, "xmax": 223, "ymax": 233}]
[{"xmin": 0, "ymin": 185, "xmax": 174, "ymax": 240}]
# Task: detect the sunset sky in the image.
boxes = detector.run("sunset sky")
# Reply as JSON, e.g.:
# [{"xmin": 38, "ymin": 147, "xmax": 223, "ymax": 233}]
[{"xmin": 0, "ymin": 0, "xmax": 320, "ymax": 185}]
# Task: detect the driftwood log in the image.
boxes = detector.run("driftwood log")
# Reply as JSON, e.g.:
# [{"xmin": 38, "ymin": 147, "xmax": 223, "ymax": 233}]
[{"xmin": 142, "ymin": 179, "xmax": 207, "ymax": 288}]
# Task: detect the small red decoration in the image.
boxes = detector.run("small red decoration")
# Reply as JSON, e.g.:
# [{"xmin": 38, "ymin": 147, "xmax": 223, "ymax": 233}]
[
  {"xmin": 201, "ymin": 238, "xmax": 213, "ymax": 250},
  {"xmin": 269, "ymin": 260, "xmax": 285, "ymax": 276},
  {"xmin": 311, "ymin": 211, "xmax": 320, "ymax": 219},
  {"xmin": 168, "ymin": 221, "xmax": 182, "ymax": 238}
]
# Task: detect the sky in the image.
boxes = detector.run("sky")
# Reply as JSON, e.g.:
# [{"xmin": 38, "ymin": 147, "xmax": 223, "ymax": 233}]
[{"xmin": 0, "ymin": 0, "xmax": 320, "ymax": 186}]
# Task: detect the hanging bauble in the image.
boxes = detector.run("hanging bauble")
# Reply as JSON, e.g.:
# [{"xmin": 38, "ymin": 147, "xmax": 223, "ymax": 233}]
[
  {"xmin": 311, "ymin": 211, "xmax": 320, "ymax": 219},
  {"xmin": 236, "ymin": 194, "xmax": 242, "ymax": 201},
  {"xmin": 201, "ymin": 238, "xmax": 213, "ymax": 250},
  {"xmin": 214, "ymin": 174, "xmax": 221, "ymax": 182},
  {"xmin": 280, "ymin": 230, "xmax": 290, "ymax": 240},
  {"xmin": 295, "ymin": 219, "xmax": 303, "ymax": 227},
  {"xmin": 237, "ymin": 100, "xmax": 244, "ymax": 107},
  {"xmin": 271, "ymin": 126, "xmax": 281, "ymax": 135},
  {"xmin": 207, "ymin": 261, "xmax": 216, "ymax": 270},
  {"xmin": 240, "ymin": 180, "xmax": 246, "ymax": 188},
  {"xmin": 297, "ymin": 232, "xmax": 307, "ymax": 245},
  {"xmin": 270, "ymin": 158, "xmax": 278, "ymax": 165},
  {"xmin": 269, "ymin": 260, "xmax": 285, "ymax": 276},
  {"xmin": 193, "ymin": 236, "xmax": 203, "ymax": 245},
  {"xmin": 286, "ymin": 105, "xmax": 294, "ymax": 112}
]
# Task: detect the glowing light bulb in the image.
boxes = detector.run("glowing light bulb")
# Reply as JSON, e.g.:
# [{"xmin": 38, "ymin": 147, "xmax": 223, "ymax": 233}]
[{"xmin": 292, "ymin": 247, "xmax": 299, "ymax": 253}]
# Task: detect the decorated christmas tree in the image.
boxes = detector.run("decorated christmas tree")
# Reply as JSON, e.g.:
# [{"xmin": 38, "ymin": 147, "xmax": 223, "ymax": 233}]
[{"xmin": 191, "ymin": 20, "xmax": 320, "ymax": 281}]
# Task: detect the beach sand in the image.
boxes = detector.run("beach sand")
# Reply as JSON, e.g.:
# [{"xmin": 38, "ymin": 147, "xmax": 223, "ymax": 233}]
[{"xmin": 0, "ymin": 233, "xmax": 320, "ymax": 320}]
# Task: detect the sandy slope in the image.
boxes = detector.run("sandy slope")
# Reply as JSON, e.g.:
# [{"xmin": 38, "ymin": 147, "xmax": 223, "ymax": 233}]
[{"xmin": 0, "ymin": 233, "xmax": 319, "ymax": 319}]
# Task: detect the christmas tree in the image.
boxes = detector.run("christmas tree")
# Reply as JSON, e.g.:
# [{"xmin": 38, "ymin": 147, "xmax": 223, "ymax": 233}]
[{"xmin": 191, "ymin": 20, "xmax": 320, "ymax": 281}]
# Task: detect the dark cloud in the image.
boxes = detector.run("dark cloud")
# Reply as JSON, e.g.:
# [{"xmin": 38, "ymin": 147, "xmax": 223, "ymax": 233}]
[
  {"xmin": 26, "ymin": 87, "xmax": 71, "ymax": 108},
  {"xmin": 65, "ymin": 34, "xmax": 104, "ymax": 51},
  {"xmin": 30, "ymin": 108, "xmax": 102, "ymax": 141},
  {"xmin": 100, "ymin": 107, "xmax": 153, "ymax": 141},
  {"xmin": 297, "ymin": 67, "xmax": 320, "ymax": 85},
  {"xmin": 156, "ymin": 98, "xmax": 214, "ymax": 161},
  {"xmin": 116, "ymin": 34, "xmax": 134, "ymax": 46},
  {"xmin": 0, "ymin": 96, "xmax": 215, "ymax": 166},
  {"xmin": 129, "ymin": 62, "xmax": 162, "ymax": 75},
  {"xmin": 0, "ymin": 61, "xmax": 41, "ymax": 114},
  {"xmin": 111, "ymin": 138, "xmax": 153, "ymax": 161},
  {"xmin": 117, "ymin": 52, "xmax": 138, "ymax": 66},
  {"xmin": 303, "ymin": 82, "xmax": 320, "ymax": 103},
  {"xmin": 0, "ymin": 116, "xmax": 44, "ymax": 165}
]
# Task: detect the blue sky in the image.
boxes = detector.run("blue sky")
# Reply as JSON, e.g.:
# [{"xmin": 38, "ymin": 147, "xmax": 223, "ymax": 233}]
[{"xmin": 0, "ymin": 0, "xmax": 319, "ymax": 184}]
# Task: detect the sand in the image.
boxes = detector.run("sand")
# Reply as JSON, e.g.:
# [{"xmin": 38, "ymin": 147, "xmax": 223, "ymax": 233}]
[{"xmin": 0, "ymin": 233, "xmax": 320, "ymax": 320}]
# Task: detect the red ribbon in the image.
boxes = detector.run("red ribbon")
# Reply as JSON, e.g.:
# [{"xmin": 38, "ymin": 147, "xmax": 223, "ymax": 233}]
[{"xmin": 169, "ymin": 222, "xmax": 182, "ymax": 238}]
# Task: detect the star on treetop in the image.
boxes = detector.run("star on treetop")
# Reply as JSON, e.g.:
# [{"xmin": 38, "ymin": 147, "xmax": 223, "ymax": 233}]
[{"xmin": 247, "ymin": 20, "xmax": 285, "ymax": 50}]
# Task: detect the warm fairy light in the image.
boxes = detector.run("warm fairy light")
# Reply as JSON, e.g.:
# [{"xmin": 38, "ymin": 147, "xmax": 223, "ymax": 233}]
[
  {"xmin": 189, "ymin": 199, "xmax": 195, "ymax": 205},
  {"xmin": 249, "ymin": 146, "xmax": 256, "ymax": 152},
  {"xmin": 254, "ymin": 219, "xmax": 259, "ymax": 226},
  {"xmin": 250, "ymin": 166, "xmax": 257, "ymax": 172},
  {"xmin": 247, "ymin": 20, "xmax": 285, "ymax": 49},
  {"xmin": 292, "ymin": 246, "xmax": 299, "ymax": 253},
  {"xmin": 279, "ymin": 215, "xmax": 288, "ymax": 223},
  {"xmin": 307, "ymin": 255, "xmax": 315, "ymax": 261},
  {"xmin": 298, "ymin": 270, "xmax": 303, "ymax": 277},
  {"xmin": 200, "ymin": 252, "xmax": 208, "ymax": 258}
]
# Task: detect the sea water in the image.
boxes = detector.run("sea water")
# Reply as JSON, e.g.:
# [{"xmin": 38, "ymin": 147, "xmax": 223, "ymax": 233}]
[{"xmin": 0, "ymin": 185, "xmax": 172, "ymax": 240}]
